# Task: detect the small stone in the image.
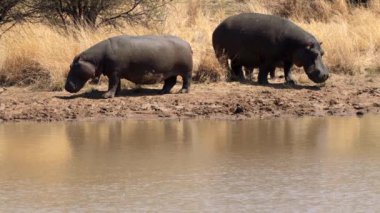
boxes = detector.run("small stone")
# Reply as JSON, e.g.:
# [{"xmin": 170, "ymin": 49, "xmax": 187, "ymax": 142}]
[
  {"xmin": 158, "ymin": 113, "xmax": 170, "ymax": 118},
  {"xmin": 274, "ymin": 99, "xmax": 283, "ymax": 106},
  {"xmin": 353, "ymin": 105, "xmax": 364, "ymax": 110},
  {"xmin": 234, "ymin": 104, "xmax": 244, "ymax": 114},
  {"xmin": 329, "ymin": 99, "xmax": 339, "ymax": 106},
  {"xmin": 356, "ymin": 111, "xmax": 365, "ymax": 117},
  {"xmin": 184, "ymin": 112, "xmax": 196, "ymax": 117}
]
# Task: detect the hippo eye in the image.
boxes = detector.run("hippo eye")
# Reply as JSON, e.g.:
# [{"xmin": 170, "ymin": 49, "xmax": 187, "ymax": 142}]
[{"xmin": 309, "ymin": 49, "xmax": 319, "ymax": 58}]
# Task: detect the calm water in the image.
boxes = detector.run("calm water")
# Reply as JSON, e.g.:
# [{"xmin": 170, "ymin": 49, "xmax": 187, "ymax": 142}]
[{"xmin": 0, "ymin": 116, "xmax": 380, "ymax": 212}]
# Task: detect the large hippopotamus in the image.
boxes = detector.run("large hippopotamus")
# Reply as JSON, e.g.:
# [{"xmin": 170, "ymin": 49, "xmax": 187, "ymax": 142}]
[
  {"xmin": 65, "ymin": 35, "xmax": 193, "ymax": 98},
  {"xmin": 212, "ymin": 13, "xmax": 329, "ymax": 85}
]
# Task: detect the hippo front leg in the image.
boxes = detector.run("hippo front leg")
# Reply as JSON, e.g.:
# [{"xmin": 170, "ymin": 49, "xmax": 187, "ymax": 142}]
[
  {"xmin": 269, "ymin": 69, "xmax": 276, "ymax": 79},
  {"xmin": 258, "ymin": 63, "xmax": 275, "ymax": 85},
  {"xmin": 284, "ymin": 61, "xmax": 296, "ymax": 85},
  {"xmin": 103, "ymin": 73, "xmax": 121, "ymax": 99},
  {"xmin": 160, "ymin": 76, "xmax": 177, "ymax": 94}
]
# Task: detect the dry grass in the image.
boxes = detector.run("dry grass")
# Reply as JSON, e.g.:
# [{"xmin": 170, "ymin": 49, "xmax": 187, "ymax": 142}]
[{"xmin": 1, "ymin": 0, "xmax": 380, "ymax": 90}]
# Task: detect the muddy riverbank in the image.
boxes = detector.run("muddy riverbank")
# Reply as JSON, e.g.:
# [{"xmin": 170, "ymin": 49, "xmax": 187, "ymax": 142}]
[{"xmin": 1, "ymin": 74, "xmax": 380, "ymax": 123}]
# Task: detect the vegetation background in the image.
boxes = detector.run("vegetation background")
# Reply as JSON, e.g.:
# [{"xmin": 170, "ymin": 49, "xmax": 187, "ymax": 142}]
[{"xmin": 0, "ymin": 0, "xmax": 379, "ymax": 90}]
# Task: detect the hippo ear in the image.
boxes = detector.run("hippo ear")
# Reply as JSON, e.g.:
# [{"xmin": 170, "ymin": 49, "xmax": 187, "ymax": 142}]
[{"xmin": 70, "ymin": 55, "xmax": 80, "ymax": 69}]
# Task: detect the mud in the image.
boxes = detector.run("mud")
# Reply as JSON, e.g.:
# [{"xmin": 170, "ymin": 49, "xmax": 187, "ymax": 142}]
[{"xmin": 1, "ymin": 74, "xmax": 380, "ymax": 123}]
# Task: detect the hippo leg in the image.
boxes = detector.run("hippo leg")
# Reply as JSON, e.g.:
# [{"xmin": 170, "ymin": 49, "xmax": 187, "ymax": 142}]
[
  {"xmin": 217, "ymin": 54, "xmax": 229, "ymax": 70},
  {"xmin": 230, "ymin": 59, "xmax": 244, "ymax": 81},
  {"xmin": 180, "ymin": 72, "xmax": 191, "ymax": 93},
  {"xmin": 244, "ymin": 67, "xmax": 254, "ymax": 81},
  {"xmin": 258, "ymin": 63, "xmax": 275, "ymax": 85},
  {"xmin": 103, "ymin": 73, "xmax": 120, "ymax": 99},
  {"xmin": 160, "ymin": 76, "xmax": 177, "ymax": 94},
  {"xmin": 284, "ymin": 61, "xmax": 296, "ymax": 85},
  {"xmin": 269, "ymin": 69, "xmax": 276, "ymax": 79},
  {"xmin": 115, "ymin": 79, "xmax": 121, "ymax": 96},
  {"xmin": 89, "ymin": 76, "xmax": 101, "ymax": 85}
]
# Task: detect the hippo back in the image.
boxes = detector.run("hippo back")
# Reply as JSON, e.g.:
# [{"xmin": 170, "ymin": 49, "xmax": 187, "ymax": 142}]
[
  {"xmin": 213, "ymin": 13, "xmax": 316, "ymax": 60},
  {"xmin": 103, "ymin": 35, "xmax": 193, "ymax": 84}
]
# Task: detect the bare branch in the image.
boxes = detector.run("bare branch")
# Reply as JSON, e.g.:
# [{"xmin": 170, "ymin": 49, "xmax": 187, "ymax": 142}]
[
  {"xmin": 96, "ymin": 0, "xmax": 141, "ymax": 27},
  {"xmin": 1, "ymin": 0, "xmax": 172, "ymax": 33}
]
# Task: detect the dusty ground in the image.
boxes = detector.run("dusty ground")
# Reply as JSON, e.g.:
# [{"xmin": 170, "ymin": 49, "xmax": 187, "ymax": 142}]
[{"xmin": 1, "ymin": 73, "xmax": 380, "ymax": 123}]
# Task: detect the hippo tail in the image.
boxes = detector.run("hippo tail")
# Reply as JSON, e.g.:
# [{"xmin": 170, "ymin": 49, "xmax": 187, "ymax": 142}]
[
  {"xmin": 212, "ymin": 26, "xmax": 228, "ymax": 67},
  {"xmin": 212, "ymin": 42, "xmax": 228, "ymax": 68},
  {"xmin": 187, "ymin": 42, "xmax": 193, "ymax": 55}
]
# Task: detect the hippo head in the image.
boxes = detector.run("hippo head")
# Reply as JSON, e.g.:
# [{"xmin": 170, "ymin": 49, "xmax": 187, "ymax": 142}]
[
  {"xmin": 65, "ymin": 56, "xmax": 97, "ymax": 93},
  {"xmin": 293, "ymin": 41, "xmax": 329, "ymax": 83}
]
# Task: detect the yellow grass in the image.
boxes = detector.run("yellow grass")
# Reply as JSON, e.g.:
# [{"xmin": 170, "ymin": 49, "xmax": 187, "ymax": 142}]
[{"xmin": 1, "ymin": 0, "xmax": 380, "ymax": 90}]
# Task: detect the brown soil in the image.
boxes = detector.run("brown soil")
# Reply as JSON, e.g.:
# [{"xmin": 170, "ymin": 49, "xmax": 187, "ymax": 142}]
[{"xmin": 1, "ymin": 73, "xmax": 380, "ymax": 123}]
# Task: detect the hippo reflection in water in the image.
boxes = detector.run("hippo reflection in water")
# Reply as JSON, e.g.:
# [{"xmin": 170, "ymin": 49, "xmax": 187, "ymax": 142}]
[
  {"xmin": 212, "ymin": 13, "xmax": 329, "ymax": 84},
  {"xmin": 65, "ymin": 35, "xmax": 193, "ymax": 98}
]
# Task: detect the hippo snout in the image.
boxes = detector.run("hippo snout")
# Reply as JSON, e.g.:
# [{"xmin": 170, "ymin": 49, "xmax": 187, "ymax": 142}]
[
  {"xmin": 308, "ymin": 71, "xmax": 329, "ymax": 83},
  {"xmin": 65, "ymin": 81, "xmax": 79, "ymax": 93}
]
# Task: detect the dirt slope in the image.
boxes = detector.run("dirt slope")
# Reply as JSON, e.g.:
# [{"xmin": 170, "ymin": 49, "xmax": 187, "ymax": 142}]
[{"xmin": 0, "ymin": 74, "xmax": 380, "ymax": 123}]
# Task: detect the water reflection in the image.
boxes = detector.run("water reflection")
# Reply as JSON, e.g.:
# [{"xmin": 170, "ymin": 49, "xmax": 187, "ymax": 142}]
[{"xmin": 0, "ymin": 116, "xmax": 379, "ymax": 211}]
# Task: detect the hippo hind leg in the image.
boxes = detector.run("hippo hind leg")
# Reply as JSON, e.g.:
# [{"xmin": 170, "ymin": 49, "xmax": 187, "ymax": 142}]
[
  {"xmin": 160, "ymin": 76, "xmax": 177, "ymax": 94},
  {"xmin": 284, "ymin": 61, "xmax": 296, "ymax": 85},
  {"xmin": 244, "ymin": 66, "xmax": 254, "ymax": 81},
  {"xmin": 180, "ymin": 72, "xmax": 191, "ymax": 93},
  {"xmin": 230, "ymin": 59, "xmax": 245, "ymax": 82}
]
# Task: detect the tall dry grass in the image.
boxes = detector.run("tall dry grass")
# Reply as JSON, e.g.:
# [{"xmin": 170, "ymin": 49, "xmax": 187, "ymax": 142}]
[{"xmin": 0, "ymin": 0, "xmax": 380, "ymax": 90}]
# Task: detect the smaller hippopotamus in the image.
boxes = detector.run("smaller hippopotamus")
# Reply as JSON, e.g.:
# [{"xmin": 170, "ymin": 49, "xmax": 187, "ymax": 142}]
[{"xmin": 65, "ymin": 35, "xmax": 193, "ymax": 98}]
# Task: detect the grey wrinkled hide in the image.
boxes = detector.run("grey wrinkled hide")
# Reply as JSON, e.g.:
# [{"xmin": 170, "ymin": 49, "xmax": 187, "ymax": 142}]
[
  {"xmin": 212, "ymin": 13, "xmax": 329, "ymax": 85},
  {"xmin": 65, "ymin": 35, "xmax": 193, "ymax": 98}
]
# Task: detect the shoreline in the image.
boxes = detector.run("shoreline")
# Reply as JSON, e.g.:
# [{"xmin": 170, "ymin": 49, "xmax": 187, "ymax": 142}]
[{"xmin": 1, "ymin": 74, "xmax": 380, "ymax": 123}]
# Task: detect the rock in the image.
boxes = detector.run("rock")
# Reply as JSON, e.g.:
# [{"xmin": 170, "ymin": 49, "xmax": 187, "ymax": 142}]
[
  {"xmin": 329, "ymin": 99, "xmax": 339, "ymax": 106},
  {"xmin": 274, "ymin": 99, "xmax": 284, "ymax": 106},
  {"xmin": 158, "ymin": 113, "xmax": 171, "ymax": 118},
  {"xmin": 352, "ymin": 103, "xmax": 364, "ymax": 110},
  {"xmin": 356, "ymin": 111, "xmax": 365, "ymax": 117},
  {"xmin": 234, "ymin": 104, "xmax": 244, "ymax": 114},
  {"xmin": 184, "ymin": 112, "xmax": 196, "ymax": 117}
]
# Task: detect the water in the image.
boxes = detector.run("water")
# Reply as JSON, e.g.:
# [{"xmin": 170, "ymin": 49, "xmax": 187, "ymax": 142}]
[{"xmin": 0, "ymin": 116, "xmax": 379, "ymax": 212}]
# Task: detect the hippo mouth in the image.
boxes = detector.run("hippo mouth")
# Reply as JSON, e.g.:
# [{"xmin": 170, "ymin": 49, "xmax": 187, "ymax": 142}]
[
  {"xmin": 307, "ymin": 71, "xmax": 329, "ymax": 83},
  {"xmin": 65, "ymin": 80, "xmax": 85, "ymax": 93}
]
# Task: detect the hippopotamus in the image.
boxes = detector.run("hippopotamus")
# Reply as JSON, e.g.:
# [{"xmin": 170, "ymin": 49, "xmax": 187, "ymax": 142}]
[
  {"xmin": 212, "ymin": 13, "xmax": 329, "ymax": 85},
  {"xmin": 65, "ymin": 35, "xmax": 193, "ymax": 98}
]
